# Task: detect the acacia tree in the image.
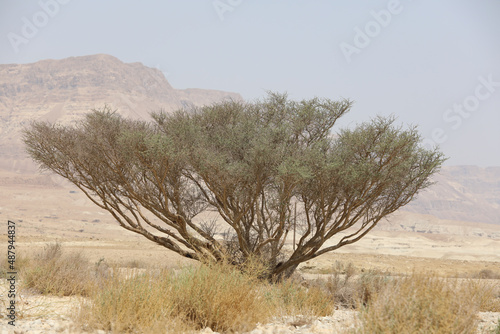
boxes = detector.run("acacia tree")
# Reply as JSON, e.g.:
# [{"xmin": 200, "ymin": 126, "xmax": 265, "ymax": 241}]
[{"xmin": 24, "ymin": 93, "xmax": 445, "ymax": 280}]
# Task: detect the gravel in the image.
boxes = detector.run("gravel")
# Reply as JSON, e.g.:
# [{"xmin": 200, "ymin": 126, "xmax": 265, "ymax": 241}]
[{"xmin": 2, "ymin": 311, "xmax": 498, "ymax": 334}]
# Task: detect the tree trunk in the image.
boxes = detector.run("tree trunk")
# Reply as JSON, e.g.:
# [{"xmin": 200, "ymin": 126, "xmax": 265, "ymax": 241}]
[{"xmin": 270, "ymin": 262, "xmax": 300, "ymax": 282}]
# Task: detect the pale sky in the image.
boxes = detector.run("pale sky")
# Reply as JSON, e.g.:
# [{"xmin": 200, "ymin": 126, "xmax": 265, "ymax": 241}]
[{"xmin": 1, "ymin": 0, "xmax": 499, "ymax": 166}]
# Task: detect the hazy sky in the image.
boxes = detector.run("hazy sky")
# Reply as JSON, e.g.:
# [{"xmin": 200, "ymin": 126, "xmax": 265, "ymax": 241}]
[{"xmin": 1, "ymin": 1, "xmax": 499, "ymax": 166}]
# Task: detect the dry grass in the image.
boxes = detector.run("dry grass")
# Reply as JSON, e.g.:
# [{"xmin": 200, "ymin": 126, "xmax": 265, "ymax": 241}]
[
  {"xmin": 0, "ymin": 251, "xmax": 31, "ymax": 277},
  {"xmin": 354, "ymin": 274, "xmax": 483, "ymax": 334},
  {"xmin": 308, "ymin": 261, "xmax": 393, "ymax": 309},
  {"xmin": 76, "ymin": 260, "xmax": 340, "ymax": 333},
  {"xmin": 1, "ymin": 244, "xmax": 93, "ymax": 321},
  {"xmin": 10, "ymin": 246, "xmax": 337, "ymax": 332},
  {"xmin": 123, "ymin": 259, "xmax": 148, "ymax": 269},
  {"xmin": 167, "ymin": 263, "xmax": 273, "ymax": 332},
  {"xmin": 462, "ymin": 279, "xmax": 500, "ymax": 313},
  {"xmin": 77, "ymin": 262, "xmax": 275, "ymax": 333},
  {"xmin": 8, "ymin": 247, "xmax": 500, "ymax": 333},
  {"xmin": 471, "ymin": 269, "xmax": 500, "ymax": 280},
  {"xmin": 77, "ymin": 268, "xmax": 190, "ymax": 333},
  {"xmin": 20, "ymin": 243, "xmax": 105, "ymax": 297},
  {"xmin": 269, "ymin": 278, "xmax": 335, "ymax": 317}
]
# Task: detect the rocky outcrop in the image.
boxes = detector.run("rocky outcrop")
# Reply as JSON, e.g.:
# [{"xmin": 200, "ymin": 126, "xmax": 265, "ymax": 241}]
[
  {"xmin": 0, "ymin": 54, "xmax": 242, "ymax": 173},
  {"xmin": 405, "ymin": 166, "xmax": 500, "ymax": 225}
]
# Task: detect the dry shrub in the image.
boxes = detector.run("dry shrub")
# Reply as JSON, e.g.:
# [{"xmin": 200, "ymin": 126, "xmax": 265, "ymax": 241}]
[
  {"xmin": 237, "ymin": 254, "xmax": 273, "ymax": 280},
  {"xmin": 77, "ymin": 269, "xmax": 189, "ymax": 334},
  {"xmin": 355, "ymin": 270, "xmax": 393, "ymax": 307},
  {"xmin": 168, "ymin": 262, "xmax": 272, "ymax": 332},
  {"xmin": 16, "ymin": 245, "xmax": 338, "ymax": 332},
  {"xmin": 268, "ymin": 278, "xmax": 335, "ymax": 317},
  {"xmin": 477, "ymin": 269, "xmax": 500, "ymax": 279},
  {"xmin": 319, "ymin": 265, "xmax": 391, "ymax": 309},
  {"xmin": 463, "ymin": 279, "xmax": 500, "ymax": 312},
  {"xmin": 0, "ymin": 251, "xmax": 30, "ymax": 277},
  {"xmin": 21, "ymin": 243, "xmax": 96, "ymax": 296},
  {"xmin": 79, "ymin": 262, "xmax": 273, "ymax": 333},
  {"xmin": 355, "ymin": 274, "xmax": 479, "ymax": 334},
  {"xmin": 77, "ymin": 260, "xmax": 340, "ymax": 333}
]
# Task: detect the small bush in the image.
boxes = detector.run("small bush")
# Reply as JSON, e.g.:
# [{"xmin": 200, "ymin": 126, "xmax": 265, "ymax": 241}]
[
  {"xmin": 0, "ymin": 251, "xmax": 30, "ymax": 276},
  {"xmin": 476, "ymin": 269, "xmax": 500, "ymax": 280},
  {"xmin": 464, "ymin": 279, "xmax": 500, "ymax": 312},
  {"xmin": 21, "ymin": 243, "xmax": 95, "ymax": 296},
  {"xmin": 270, "ymin": 278, "xmax": 335, "ymax": 317},
  {"xmin": 77, "ymin": 269, "xmax": 188, "ymax": 334},
  {"xmin": 168, "ymin": 262, "xmax": 272, "ymax": 332},
  {"xmin": 355, "ymin": 270, "xmax": 393, "ymax": 307},
  {"xmin": 79, "ymin": 262, "xmax": 274, "ymax": 333},
  {"xmin": 355, "ymin": 274, "xmax": 479, "ymax": 334},
  {"xmin": 318, "ymin": 266, "xmax": 391, "ymax": 309}
]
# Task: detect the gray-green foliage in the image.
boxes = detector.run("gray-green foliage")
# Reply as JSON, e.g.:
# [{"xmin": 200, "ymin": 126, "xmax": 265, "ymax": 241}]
[{"xmin": 24, "ymin": 93, "xmax": 445, "ymax": 280}]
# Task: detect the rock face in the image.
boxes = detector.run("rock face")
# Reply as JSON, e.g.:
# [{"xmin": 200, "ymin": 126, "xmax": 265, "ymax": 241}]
[
  {"xmin": 0, "ymin": 54, "xmax": 242, "ymax": 173},
  {"xmin": 405, "ymin": 166, "xmax": 500, "ymax": 225}
]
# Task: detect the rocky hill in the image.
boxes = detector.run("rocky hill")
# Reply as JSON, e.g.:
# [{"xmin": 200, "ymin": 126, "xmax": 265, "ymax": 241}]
[
  {"xmin": 0, "ymin": 54, "xmax": 241, "ymax": 173},
  {"xmin": 405, "ymin": 166, "xmax": 500, "ymax": 225}
]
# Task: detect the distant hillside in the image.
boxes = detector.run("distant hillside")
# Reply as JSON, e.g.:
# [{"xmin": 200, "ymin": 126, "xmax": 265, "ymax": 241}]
[
  {"xmin": 378, "ymin": 210, "xmax": 500, "ymax": 239},
  {"xmin": 0, "ymin": 54, "xmax": 242, "ymax": 173},
  {"xmin": 405, "ymin": 166, "xmax": 500, "ymax": 225}
]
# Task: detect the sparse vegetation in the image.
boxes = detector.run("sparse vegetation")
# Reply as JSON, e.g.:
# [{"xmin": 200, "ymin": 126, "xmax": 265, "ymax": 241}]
[
  {"xmin": 270, "ymin": 278, "xmax": 335, "ymax": 317},
  {"xmin": 76, "ymin": 263, "xmax": 499, "ymax": 333},
  {"xmin": 354, "ymin": 274, "xmax": 488, "ymax": 334},
  {"xmin": 5, "ymin": 245, "xmax": 499, "ymax": 333},
  {"xmin": 124, "ymin": 259, "xmax": 148, "ymax": 269},
  {"xmin": 77, "ymin": 268, "xmax": 190, "ymax": 333},
  {"xmin": 165, "ymin": 262, "xmax": 272, "ymax": 332},
  {"xmin": 475, "ymin": 268, "xmax": 500, "ymax": 280},
  {"xmin": 78, "ymin": 260, "xmax": 335, "ymax": 333},
  {"xmin": 20, "ymin": 243, "xmax": 102, "ymax": 296},
  {"xmin": 0, "ymin": 251, "xmax": 30, "ymax": 278},
  {"xmin": 465, "ymin": 279, "xmax": 500, "ymax": 313},
  {"xmin": 299, "ymin": 261, "xmax": 393, "ymax": 309}
]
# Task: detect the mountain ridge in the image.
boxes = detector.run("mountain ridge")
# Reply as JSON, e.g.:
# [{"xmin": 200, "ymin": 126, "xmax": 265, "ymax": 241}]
[
  {"xmin": 405, "ymin": 165, "xmax": 500, "ymax": 225},
  {"xmin": 0, "ymin": 54, "xmax": 242, "ymax": 173}
]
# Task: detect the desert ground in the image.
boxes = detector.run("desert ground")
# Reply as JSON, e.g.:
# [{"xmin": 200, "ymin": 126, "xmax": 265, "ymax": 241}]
[{"xmin": 1, "ymin": 169, "xmax": 500, "ymax": 333}]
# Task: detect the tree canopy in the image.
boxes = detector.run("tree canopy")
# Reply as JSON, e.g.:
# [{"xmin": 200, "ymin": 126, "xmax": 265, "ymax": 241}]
[{"xmin": 24, "ymin": 93, "xmax": 445, "ymax": 280}]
